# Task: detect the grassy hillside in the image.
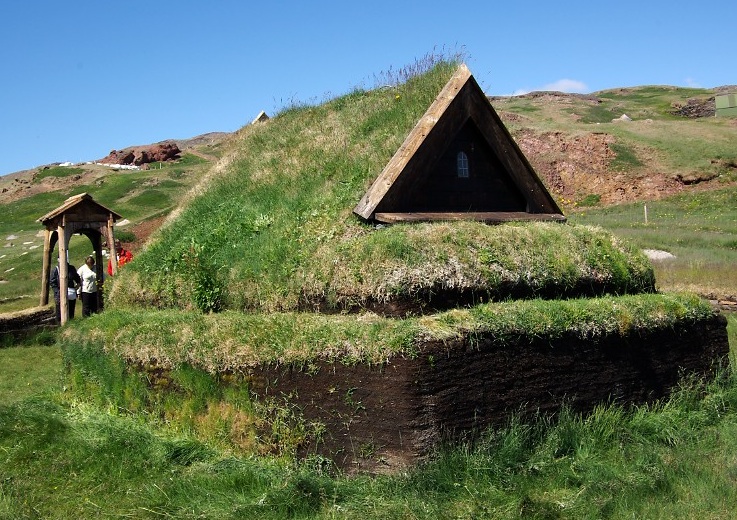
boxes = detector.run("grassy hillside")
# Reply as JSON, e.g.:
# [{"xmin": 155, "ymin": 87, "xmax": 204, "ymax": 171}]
[
  {"xmin": 494, "ymin": 86, "xmax": 737, "ymax": 206},
  {"xmin": 0, "ymin": 149, "xmax": 222, "ymax": 313},
  {"xmin": 1, "ymin": 55, "xmax": 736, "ymax": 518}
]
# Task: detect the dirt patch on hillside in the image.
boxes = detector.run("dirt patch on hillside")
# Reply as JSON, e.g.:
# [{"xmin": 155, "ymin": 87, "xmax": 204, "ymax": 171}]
[
  {"xmin": 512, "ymin": 129, "xmax": 686, "ymax": 205},
  {"xmin": 129, "ymin": 215, "xmax": 168, "ymax": 251},
  {"xmin": 0, "ymin": 165, "xmax": 111, "ymax": 205}
]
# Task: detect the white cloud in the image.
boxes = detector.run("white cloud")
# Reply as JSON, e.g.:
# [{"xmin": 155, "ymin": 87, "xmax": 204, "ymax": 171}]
[
  {"xmin": 541, "ymin": 79, "xmax": 589, "ymax": 93},
  {"xmin": 684, "ymin": 77, "xmax": 701, "ymax": 88},
  {"xmin": 509, "ymin": 79, "xmax": 589, "ymax": 97}
]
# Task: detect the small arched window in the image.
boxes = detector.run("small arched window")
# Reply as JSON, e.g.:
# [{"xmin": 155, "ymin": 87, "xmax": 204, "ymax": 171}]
[{"xmin": 457, "ymin": 151, "xmax": 469, "ymax": 178}]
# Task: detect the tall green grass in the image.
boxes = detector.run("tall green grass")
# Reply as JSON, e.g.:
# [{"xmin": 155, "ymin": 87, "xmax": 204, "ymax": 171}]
[
  {"xmin": 1, "ymin": 317, "xmax": 735, "ymax": 518},
  {"xmin": 0, "ymin": 333, "xmax": 60, "ymax": 403},
  {"xmin": 61, "ymin": 293, "xmax": 709, "ymax": 374},
  {"xmin": 570, "ymin": 186, "xmax": 737, "ymax": 296}
]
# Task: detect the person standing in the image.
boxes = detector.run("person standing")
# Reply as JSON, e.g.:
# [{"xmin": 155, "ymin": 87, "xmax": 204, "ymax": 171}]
[
  {"xmin": 49, "ymin": 258, "xmax": 82, "ymax": 324},
  {"xmin": 107, "ymin": 239, "xmax": 133, "ymax": 276},
  {"xmin": 77, "ymin": 255, "xmax": 99, "ymax": 316}
]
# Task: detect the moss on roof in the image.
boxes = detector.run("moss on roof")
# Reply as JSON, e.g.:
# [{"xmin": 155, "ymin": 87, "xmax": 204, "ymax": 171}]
[
  {"xmin": 107, "ymin": 62, "xmax": 654, "ymax": 314},
  {"xmin": 62, "ymin": 293, "xmax": 716, "ymax": 371}
]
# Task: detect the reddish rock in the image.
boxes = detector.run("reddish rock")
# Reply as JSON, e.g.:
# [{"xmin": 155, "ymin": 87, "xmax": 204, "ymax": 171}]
[
  {"xmin": 98, "ymin": 142, "xmax": 181, "ymax": 166},
  {"xmin": 98, "ymin": 150, "xmax": 135, "ymax": 165}
]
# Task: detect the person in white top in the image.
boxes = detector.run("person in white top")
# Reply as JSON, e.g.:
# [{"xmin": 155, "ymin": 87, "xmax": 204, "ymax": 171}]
[{"xmin": 77, "ymin": 256, "xmax": 99, "ymax": 317}]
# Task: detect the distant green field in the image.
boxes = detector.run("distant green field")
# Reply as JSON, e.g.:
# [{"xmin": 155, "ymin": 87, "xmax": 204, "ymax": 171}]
[
  {"xmin": 0, "ymin": 153, "xmax": 213, "ymax": 313},
  {"xmin": 569, "ymin": 186, "xmax": 737, "ymax": 296}
]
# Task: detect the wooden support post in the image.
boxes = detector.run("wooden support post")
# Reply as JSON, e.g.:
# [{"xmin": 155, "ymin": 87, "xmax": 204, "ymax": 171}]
[
  {"xmin": 57, "ymin": 220, "xmax": 69, "ymax": 325},
  {"xmin": 94, "ymin": 226, "xmax": 105, "ymax": 311},
  {"xmin": 107, "ymin": 213, "xmax": 117, "ymax": 276},
  {"xmin": 40, "ymin": 228, "xmax": 51, "ymax": 306}
]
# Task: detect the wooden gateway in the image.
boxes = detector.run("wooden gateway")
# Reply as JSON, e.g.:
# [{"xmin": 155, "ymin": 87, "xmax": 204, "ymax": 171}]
[
  {"xmin": 354, "ymin": 64, "xmax": 565, "ymax": 224},
  {"xmin": 37, "ymin": 193, "xmax": 122, "ymax": 324}
]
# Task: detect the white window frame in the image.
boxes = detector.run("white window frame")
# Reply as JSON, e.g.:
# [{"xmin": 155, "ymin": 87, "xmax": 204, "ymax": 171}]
[{"xmin": 457, "ymin": 151, "xmax": 469, "ymax": 178}]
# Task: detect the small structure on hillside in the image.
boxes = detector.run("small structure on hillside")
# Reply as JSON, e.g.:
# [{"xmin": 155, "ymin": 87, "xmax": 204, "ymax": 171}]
[
  {"xmin": 716, "ymin": 93, "xmax": 737, "ymax": 117},
  {"xmin": 37, "ymin": 193, "xmax": 122, "ymax": 324},
  {"xmin": 251, "ymin": 110, "xmax": 270, "ymax": 124},
  {"xmin": 354, "ymin": 64, "xmax": 565, "ymax": 224}
]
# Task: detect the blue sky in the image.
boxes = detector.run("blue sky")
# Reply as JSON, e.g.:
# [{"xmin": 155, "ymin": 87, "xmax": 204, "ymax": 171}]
[{"xmin": 1, "ymin": 0, "xmax": 733, "ymax": 176}]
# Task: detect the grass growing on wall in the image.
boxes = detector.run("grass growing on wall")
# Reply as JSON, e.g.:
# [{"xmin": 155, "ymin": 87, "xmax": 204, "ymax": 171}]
[
  {"xmin": 108, "ymin": 75, "xmax": 661, "ymax": 313},
  {"xmin": 109, "ymin": 60, "xmax": 461, "ymax": 313},
  {"xmin": 113, "ymin": 221, "xmax": 657, "ymax": 314},
  {"xmin": 0, "ymin": 328, "xmax": 735, "ymax": 518},
  {"xmin": 61, "ymin": 292, "xmax": 714, "ymax": 372},
  {"xmin": 54, "ymin": 292, "xmax": 717, "ymax": 461}
]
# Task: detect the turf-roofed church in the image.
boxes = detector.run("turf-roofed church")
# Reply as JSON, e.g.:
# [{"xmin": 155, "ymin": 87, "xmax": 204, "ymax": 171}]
[
  {"xmin": 354, "ymin": 63, "xmax": 565, "ymax": 224},
  {"xmin": 62, "ymin": 62, "xmax": 731, "ymax": 475}
]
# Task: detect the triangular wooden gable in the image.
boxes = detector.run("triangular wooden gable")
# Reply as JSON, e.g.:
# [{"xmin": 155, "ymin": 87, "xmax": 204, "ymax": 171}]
[
  {"xmin": 37, "ymin": 192, "xmax": 122, "ymax": 226},
  {"xmin": 353, "ymin": 64, "xmax": 565, "ymax": 224}
]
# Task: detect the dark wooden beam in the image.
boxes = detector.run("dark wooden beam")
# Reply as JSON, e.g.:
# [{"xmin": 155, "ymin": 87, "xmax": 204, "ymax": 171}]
[{"xmin": 374, "ymin": 212, "xmax": 567, "ymax": 224}]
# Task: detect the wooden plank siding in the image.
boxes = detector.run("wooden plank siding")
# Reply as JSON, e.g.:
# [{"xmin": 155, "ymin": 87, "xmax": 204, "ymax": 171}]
[
  {"xmin": 374, "ymin": 212, "xmax": 567, "ymax": 224},
  {"xmin": 353, "ymin": 66, "xmax": 472, "ymax": 220}
]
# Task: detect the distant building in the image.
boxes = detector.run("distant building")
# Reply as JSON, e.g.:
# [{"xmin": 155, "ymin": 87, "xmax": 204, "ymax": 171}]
[
  {"xmin": 715, "ymin": 93, "xmax": 737, "ymax": 117},
  {"xmin": 251, "ymin": 111, "xmax": 269, "ymax": 124}
]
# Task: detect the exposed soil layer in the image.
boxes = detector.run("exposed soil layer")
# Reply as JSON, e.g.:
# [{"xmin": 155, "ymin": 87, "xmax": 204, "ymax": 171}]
[
  {"xmin": 298, "ymin": 279, "xmax": 657, "ymax": 317},
  {"xmin": 129, "ymin": 215, "xmax": 168, "ymax": 251},
  {"xmin": 247, "ymin": 312, "xmax": 729, "ymax": 473},
  {"xmin": 513, "ymin": 130, "xmax": 687, "ymax": 205}
]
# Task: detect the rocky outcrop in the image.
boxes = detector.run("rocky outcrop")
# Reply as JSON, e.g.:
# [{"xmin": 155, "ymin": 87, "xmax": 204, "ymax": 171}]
[
  {"xmin": 98, "ymin": 142, "xmax": 181, "ymax": 166},
  {"xmin": 671, "ymin": 97, "xmax": 716, "ymax": 118}
]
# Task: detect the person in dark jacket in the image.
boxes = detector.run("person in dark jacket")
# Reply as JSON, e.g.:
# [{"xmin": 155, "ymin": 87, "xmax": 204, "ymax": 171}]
[{"xmin": 49, "ymin": 259, "xmax": 82, "ymax": 324}]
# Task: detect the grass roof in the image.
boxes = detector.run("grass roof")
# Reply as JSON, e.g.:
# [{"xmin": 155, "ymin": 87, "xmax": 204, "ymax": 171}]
[
  {"xmin": 62, "ymin": 293, "xmax": 716, "ymax": 371},
  {"xmin": 107, "ymin": 60, "xmax": 654, "ymax": 314}
]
